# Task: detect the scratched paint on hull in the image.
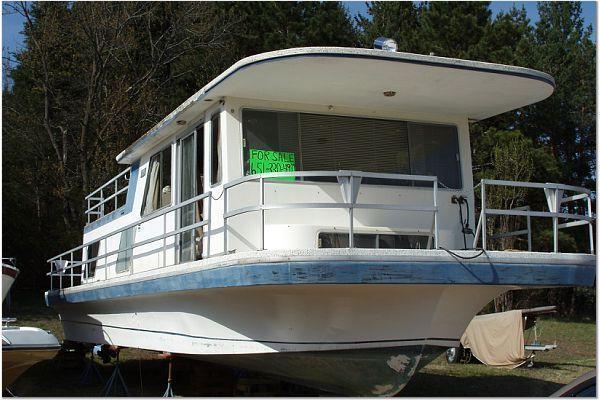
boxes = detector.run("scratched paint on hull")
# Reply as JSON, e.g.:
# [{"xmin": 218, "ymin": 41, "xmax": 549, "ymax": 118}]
[{"xmin": 191, "ymin": 345, "xmax": 444, "ymax": 396}]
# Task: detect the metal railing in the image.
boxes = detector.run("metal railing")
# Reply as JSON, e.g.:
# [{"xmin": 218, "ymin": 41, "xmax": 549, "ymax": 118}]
[
  {"xmin": 48, "ymin": 191, "xmax": 212, "ymax": 290},
  {"xmin": 223, "ymin": 170, "xmax": 440, "ymax": 252},
  {"xmin": 473, "ymin": 179, "xmax": 594, "ymax": 253},
  {"xmin": 85, "ymin": 167, "xmax": 131, "ymax": 224}
]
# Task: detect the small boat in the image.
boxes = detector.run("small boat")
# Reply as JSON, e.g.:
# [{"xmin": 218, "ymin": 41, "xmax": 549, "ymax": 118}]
[
  {"xmin": 2, "ymin": 258, "xmax": 61, "ymax": 392},
  {"xmin": 2, "ymin": 258, "xmax": 19, "ymax": 302},
  {"xmin": 447, "ymin": 306, "xmax": 559, "ymax": 367},
  {"xmin": 44, "ymin": 41, "xmax": 595, "ymax": 395},
  {"xmin": 2, "ymin": 323, "xmax": 61, "ymax": 390}
]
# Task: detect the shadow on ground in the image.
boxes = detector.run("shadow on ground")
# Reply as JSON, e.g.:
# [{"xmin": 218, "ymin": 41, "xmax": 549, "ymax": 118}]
[
  {"xmin": 10, "ymin": 354, "xmax": 326, "ymax": 397},
  {"xmin": 400, "ymin": 371, "xmax": 563, "ymax": 397}
]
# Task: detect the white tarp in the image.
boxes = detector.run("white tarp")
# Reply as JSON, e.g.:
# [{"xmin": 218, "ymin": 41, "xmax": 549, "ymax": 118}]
[{"xmin": 460, "ymin": 309, "xmax": 529, "ymax": 368}]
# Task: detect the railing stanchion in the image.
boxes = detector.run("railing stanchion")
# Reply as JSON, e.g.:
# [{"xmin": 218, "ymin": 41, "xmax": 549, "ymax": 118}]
[
  {"xmin": 587, "ymin": 195, "xmax": 594, "ymax": 254},
  {"xmin": 349, "ymin": 175, "xmax": 354, "ymax": 248},
  {"xmin": 163, "ymin": 213, "xmax": 167, "ymax": 268},
  {"xmin": 59, "ymin": 258, "xmax": 63, "ymax": 290},
  {"xmin": 104, "ymin": 238, "xmax": 108, "ymax": 281},
  {"xmin": 526, "ymin": 209, "xmax": 532, "ymax": 252},
  {"xmin": 481, "ymin": 181, "xmax": 487, "ymax": 250},
  {"xmin": 433, "ymin": 179, "xmax": 439, "ymax": 249},
  {"xmin": 553, "ymin": 188, "xmax": 559, "ymax": 253},
  {"xmin": 206, "ymin": 195, "xmax": 211, "ymax": 258},
  {"xmin": 114, "ymin": 180, "xmax": 118, "ymax": 210},
  {"xmin": 70, "ymin": 253, "xmax": 74, "ymax": 287},
  {"xmin": 259, "ymin": 177, "xmax": 265, "ymax": 250},
  {"xmin": 223, "ymin": 188, "xmax": 228, "ymax": 254},
  {"xmin": 100, "ymin": 189, "xmax": 104, "ymax": 217}
]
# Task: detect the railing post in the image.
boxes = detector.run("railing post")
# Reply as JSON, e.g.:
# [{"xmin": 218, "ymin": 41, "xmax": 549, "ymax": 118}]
[
  {"xmin": 433, "ymin": 178, "xmax": 439, "ymax": 249},
  {"xmin": 223, "ymin": 187, "xmax": 228, "ymax": 254},
  {"xmin": 104, "ymin": 238, "xmax": 108, "ymax": 281},
  {"xmin": 59, "ymin": 258, "xmax": 63, "ymax": 290},
  {"xmin": 114, "ymin": 180, "xmax": 118, "ymax": 210},
  {"xmin": 70, "ymin": 252, "xmax": 74, "ymax": 287},
  {"xmin": 587, "ymin": 195, "xmax": 594, "ymax": 254},
  {"xmin": 259, "ymin": 177, "xmax": 265, "ymax": 250},
  {"xmin": 553, "ymin": 189, "xmax": 559, "ymax": 253},
  {"xmin": 481, "ymin": 181, "xmax": 487, "ymax": 250},
  {"xmin": 100, "ymin": 189, "xmax": 104, "ymax": 217},
  {"xmin": 206, "ymin": 195, "xmax": 211, "ymax": 258},
  {"xmin": 349, "ymin": 175, "xmax": 354, "ymax": 248},
  {"xmin": 163, "ymin": 213, "xmax": 167, "ymax": 268},
  {"xmin": 50, "ymin": 262, "xmax": 53, "ymax": 290},
  {"xmin": 526, "ymin": 210, "xmax": 532, "ymax": 252}
]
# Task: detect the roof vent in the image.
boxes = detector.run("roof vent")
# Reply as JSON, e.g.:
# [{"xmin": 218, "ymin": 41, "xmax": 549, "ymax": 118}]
[{"xmin": 373, "ymin": 37, "xmax": 397, "ymax": 52}]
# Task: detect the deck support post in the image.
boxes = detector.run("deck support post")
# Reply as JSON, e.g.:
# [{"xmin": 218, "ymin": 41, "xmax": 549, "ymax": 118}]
[{"xmin": 481, "ymin": 182, "xmax": 487, "ymax": 250}]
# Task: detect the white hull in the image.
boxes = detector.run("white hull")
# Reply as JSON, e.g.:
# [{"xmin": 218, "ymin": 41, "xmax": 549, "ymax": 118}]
[
  {"xmin": 54, "ymin": 282, "xmax": 510, "ymax": 395},
  {"xmin": 57, "ymin": 284, "xmax": 507, "ymax": 354},
  {"xmin": 2, "ymin": 260, "xmax": 19, "ymax": 302},
  {"xmin": 2, "ymin": 274, "xmax": 15, "ymax": 302}
]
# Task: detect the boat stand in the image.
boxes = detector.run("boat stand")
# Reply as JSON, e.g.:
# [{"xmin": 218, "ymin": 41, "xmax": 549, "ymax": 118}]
[
  {"xmin": 162, "ymin": 355, "xmax": 176, "ymax": 397},
  {"xmin": 100, "ymin": 350, "xmax": 129, "ymax": 397},
  {"xmin": 80, "ymin": 349, "xmax": 104, "ymax": 385}
]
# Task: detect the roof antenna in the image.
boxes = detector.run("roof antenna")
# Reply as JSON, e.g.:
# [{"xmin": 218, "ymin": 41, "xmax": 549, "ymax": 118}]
[{"xmin": 373, "ymin": 37, "xmax": 397, "ymax": 52}]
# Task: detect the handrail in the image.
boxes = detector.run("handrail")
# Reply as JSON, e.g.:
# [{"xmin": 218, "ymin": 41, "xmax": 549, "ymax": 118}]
[
  {"xmin": 48, "ymin": 191, "xmax": 212, "ymax": 290},
  {"xmin": 473, "ymin": 179, "xmax": 594, "ymax": 253},
  {"xmin": 85, "ymin": 167, "xmax": 131, "ymax": 224},
  {"xmin": 85, "ymin": 168, "xmax": 131, "ymax": 200},
  {"xmin": 223, "ymin": 170, "xmax": 439, "ymax": 253},
  {"xmin": 49, "ymin": 191, "xmax": 212, "ymax": 263}
]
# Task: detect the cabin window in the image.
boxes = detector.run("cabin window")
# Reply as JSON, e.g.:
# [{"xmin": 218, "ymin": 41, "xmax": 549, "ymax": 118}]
[
  {"xmin": 318, "ymin": 232, "xmax": 429, "ymax": 249},
  {"xmin": 242, "ymin": 110, "xmax": 462, "ymax": 189},
  {"xmin": 408, "ymin": 122, "xmax": 462, "ymax": 189},
  {"xmin": 211, "ymin": 113, "xmax": 222, "ymax": 185},
  {"xmin": 141, "ymin": 146, "xmax": 172, "ymax": 215},
  {"xmin": 116, "ymin": 227, "xmax": 135, "ymax": 273},
  {"xmin": 85, "ymin": 241, "xmax": 100, "ymax": 278}
]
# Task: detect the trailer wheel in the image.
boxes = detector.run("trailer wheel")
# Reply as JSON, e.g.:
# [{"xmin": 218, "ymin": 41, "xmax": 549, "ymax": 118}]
[{"xmin": 446, "ymin": 347, "xmax": 462, "ymax": 364}]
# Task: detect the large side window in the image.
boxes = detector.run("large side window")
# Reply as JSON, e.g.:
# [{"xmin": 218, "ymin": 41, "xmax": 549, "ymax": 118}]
[
  {"xmin": 116, "ymin": 227, "xmax": 135, "ymax": 273},
  {"xmin": 241, "ymin": 109, "xmax": 462, "ymax": 188},
  {"xmin": 408, "ymin": 122, "xmax": 461, "ymax": 189},
  {"xmin": 86, "ymin": 241, "xmax": 100, "ymax": 278},
  {"xmin": 211, "ymin": 113, "xmax": 222, "ymax": 185},
  {"xmin": 142, "ymin": 146, "xmax": 172, "ymax": 215}
]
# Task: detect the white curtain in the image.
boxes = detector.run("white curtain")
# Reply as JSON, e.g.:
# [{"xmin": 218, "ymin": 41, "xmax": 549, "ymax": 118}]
[{"xmin": 143, "ymin": 159, "xmax": 160, "ymax": 215}]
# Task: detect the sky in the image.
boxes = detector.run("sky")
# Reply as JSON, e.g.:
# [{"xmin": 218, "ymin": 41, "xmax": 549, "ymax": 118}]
[
  {"xmin": 2, "ymin": 1, "xmax": 598, "ymax": 61},
  {"xmin": 343, "ymin": 1, "xmax": 597, "ymax": 36}
]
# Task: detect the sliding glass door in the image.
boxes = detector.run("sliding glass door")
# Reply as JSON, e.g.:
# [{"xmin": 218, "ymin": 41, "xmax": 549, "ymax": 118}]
[{"xmin": 178, "ymin": 126, "xmax": 204, "ymax": 262}]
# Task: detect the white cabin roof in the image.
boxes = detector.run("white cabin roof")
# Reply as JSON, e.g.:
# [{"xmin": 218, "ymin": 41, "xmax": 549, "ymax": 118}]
[{"xmin": 116, "ymin": 47, "xmax": 555, "ymax": 165}]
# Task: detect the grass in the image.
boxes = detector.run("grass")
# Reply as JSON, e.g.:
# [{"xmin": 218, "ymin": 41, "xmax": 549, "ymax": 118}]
[{"xmin": 5, "ymin": 289, "xmax": 597, "ymax": 397}]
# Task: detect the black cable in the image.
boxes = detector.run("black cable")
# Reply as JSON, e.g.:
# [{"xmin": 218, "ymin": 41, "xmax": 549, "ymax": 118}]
[
  {"xmin": 464, "ymin": 200, "xmax": 475, "ymax": 237},
  {"xmin": 457, "ymin": 200, "xmax": 468, "ymax": 249},
  {"xmin": 439, "ymin": 246, "xmax": 487, "ymax": 260}
]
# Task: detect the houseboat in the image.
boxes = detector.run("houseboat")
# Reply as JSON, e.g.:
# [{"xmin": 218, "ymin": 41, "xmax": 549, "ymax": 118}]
[{"xmin": 45, "ymin": 45, "xmax": 595, "ymax": 396}]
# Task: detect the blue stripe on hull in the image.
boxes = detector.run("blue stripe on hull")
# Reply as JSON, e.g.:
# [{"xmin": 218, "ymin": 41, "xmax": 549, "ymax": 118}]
[{"xmin": 47, "ymin": 260, "xmax": 595, "ymax": 305}]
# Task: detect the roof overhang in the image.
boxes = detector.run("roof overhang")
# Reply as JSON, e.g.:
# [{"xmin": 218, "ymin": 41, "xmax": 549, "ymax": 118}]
[{"xmin": 116, "ymin": 47, "xmax": 554, "ymax": 164}]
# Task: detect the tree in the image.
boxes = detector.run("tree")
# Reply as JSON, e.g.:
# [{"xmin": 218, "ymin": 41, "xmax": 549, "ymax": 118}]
[
  {"xmin": 356, "ymin": 2, "xmax": 423, "ymax": 52},
  {"xmin": 515, "ymin": 2, "xmax": 596, "ymax": 189}
]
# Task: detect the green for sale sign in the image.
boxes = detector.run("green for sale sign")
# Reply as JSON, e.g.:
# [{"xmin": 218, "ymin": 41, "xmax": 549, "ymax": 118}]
[{"xmin": 249, "ymin": 149, "xmax": 296, "ymax": 181}]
